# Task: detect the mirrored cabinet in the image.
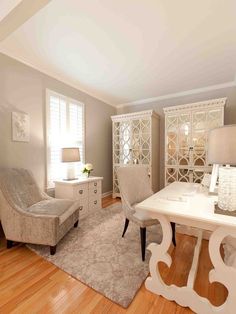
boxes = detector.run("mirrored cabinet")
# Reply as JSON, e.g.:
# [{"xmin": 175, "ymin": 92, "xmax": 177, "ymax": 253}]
[
  {"xmin": 164, "ymin": 98, "xmax": 226, "ymax": 185},
  {"xmin": 111, "ymin": 110, "xmax": 160, "ymax": 198}
]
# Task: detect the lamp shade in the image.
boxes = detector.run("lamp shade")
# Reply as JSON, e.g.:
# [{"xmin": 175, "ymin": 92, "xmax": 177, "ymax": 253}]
[
  {"xmin": 208, "ymin": 125, "xmax": 236, "ymax": 165},
  {"xmin": 61, "ymin": 147, "xmax": 80, "ymax": 162}
]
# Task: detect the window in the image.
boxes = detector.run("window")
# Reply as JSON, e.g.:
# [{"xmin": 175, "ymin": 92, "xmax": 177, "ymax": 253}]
[{"xmin": 46, "ymin": 89, "xmax": 85, "ymax": 188}]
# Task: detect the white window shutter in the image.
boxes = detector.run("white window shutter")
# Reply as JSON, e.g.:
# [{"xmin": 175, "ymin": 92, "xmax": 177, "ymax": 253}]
[{"xmin": 46, "ymin": 90, "xmax": 85, "ymax": 188}]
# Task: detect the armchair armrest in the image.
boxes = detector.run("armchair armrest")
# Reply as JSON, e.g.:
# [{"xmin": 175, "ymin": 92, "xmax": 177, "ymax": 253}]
[{"xmin": 40, "ymin": 190, "xmax": 53, "ymax": 200}]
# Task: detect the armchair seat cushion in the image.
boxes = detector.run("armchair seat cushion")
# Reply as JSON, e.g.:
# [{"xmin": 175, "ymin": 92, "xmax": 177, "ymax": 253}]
[{"xmin": 26, "ymin": 199, "xmax": 80, "ymax": 224}]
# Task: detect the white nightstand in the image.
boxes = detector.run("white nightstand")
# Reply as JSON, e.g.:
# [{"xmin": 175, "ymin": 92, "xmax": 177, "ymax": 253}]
[{"xmin": 54, "ymin": 176, "xmax": 103, "ymax": 219}]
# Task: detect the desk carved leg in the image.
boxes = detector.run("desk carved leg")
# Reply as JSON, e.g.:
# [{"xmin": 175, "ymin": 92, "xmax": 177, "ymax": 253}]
[{"xmin": 146, "ymin": 214, "xmax": 236, "ymax": 314}]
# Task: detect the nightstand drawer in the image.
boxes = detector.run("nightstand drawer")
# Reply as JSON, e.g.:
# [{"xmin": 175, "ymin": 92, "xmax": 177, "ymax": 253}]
[
  {"xmin": 89, "ymin": 180, "xmax": 101, "ymax": 191},
  {"xmin": 89, "ymin": 181, "xmax": 101, "ymax": 197},
  {"xmin": 73, "ymin": 184, "xmax": 88, "ymax": 199},
  {"xmin": 89, "ymin": 196, "xmax": 101, "ymax": 211},
  {"xmin": 78, "ymin": 198, "xmax": 89, "ymax": 219},
  {"xmin": 89, "ymin": 188, "xmax": 101, "ymax": 197}
]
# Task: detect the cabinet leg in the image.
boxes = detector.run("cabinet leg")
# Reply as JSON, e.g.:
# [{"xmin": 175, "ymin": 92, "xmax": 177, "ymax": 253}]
[
  {"xmin": 7, "ymin": 240, "xmax": 13, "ymax": 249},
  {"xmin": 50, "ymin": 245, "xmax": 57, "ymax": 255}
]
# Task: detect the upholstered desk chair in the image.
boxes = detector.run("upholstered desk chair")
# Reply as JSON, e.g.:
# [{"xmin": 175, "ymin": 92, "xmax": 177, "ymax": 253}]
[
  {"xmin": 0, "ymin": 168, "xmax": 80, "ymax": 255},
  {"xmin": 117, "ymin": 166, "xmax": 176, "ymax": 261}
]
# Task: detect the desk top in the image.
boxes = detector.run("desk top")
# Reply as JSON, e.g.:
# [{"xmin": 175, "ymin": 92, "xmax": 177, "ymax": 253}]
[{"xmin": 137, "ymin": 182, "xmax": 236, "ymax": 229}]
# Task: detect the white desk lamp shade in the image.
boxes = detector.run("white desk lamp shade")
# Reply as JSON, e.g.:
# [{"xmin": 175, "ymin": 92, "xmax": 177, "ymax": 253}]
[
  {"xmin": 208, "ymin": 125, "xmax": 236, "ymax": 165},
  {"xmin": 61, "ymin": 148, "xmax": 80, "ymax": 180},
  {"xmin": 208, "ymin": 125, "xmax": 236, "ymax": 211},
  {"xmin": 62, "ymin": 147, "xmax": 80, "ymax": 163}
]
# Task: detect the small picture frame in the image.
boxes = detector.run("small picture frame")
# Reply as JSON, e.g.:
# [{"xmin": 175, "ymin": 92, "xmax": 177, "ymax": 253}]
[{"xmin": 12, "ymin": 111, "xmax": 30, "ymax": 142}]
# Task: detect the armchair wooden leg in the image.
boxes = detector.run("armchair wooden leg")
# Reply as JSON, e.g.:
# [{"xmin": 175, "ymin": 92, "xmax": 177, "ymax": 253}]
[
  {"xmin": 50, "ymin": 245, "xmax": 57, "ymax": 255},
  {"xmin": 140, "ymin": 227, "xmax": 146, "ymax": 261},
  {"xmin": 74, "ymin": 220, "xmax": 79, "ymax": 228},
  {"xmin": 171, "ymin": 222, "xmax": 176, "ymax": 246},
  {"xmin": 122, "ymin": 218, "xmax": 129, "ymax": 237},
  {"xmin": 7, "ymin": 240, "xmax": 13, "ymax": 249}
]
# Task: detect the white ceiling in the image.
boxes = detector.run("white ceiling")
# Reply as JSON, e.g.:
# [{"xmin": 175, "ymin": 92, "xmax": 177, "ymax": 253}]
[{"xmin": 1, "ymin": 0, "xmax": 236, "ymax": 106}]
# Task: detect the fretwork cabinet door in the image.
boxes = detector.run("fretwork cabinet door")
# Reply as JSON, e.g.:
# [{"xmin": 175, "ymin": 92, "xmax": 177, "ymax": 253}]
[
  {"xmin": 111, "ymin": 110, "xmax": 160, "ymax": 198},
  {"xmin": 164, "ymin": 98, "xmax": 226, "ymax": 185}
]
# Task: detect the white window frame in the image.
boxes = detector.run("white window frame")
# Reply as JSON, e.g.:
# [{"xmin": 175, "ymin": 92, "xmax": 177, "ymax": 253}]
[{"xmin": 45, "ymin": 89, "xmax": 85, "ymax": 188}]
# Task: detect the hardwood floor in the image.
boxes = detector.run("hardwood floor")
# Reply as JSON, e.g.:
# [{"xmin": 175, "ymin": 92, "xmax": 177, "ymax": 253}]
[{"xmin": 0, "ymin": 196, "xmax": 227, "ymax": 313}]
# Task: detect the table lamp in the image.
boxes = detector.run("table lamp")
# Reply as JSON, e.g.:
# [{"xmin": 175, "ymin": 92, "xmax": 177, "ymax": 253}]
[
  {"xmin": 208, "ymin": 125, "xmax": 236, "ymax": 215},
  {"xmin": 61, "ymin": 147, "xmax": 80, "ymax": 180}
]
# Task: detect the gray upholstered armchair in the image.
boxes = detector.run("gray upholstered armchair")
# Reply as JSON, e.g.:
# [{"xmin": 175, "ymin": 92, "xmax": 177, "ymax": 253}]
[
  {"xmin": 117, "ymin": 165, "xmax": 176, "ymax": 261},
  {"xmin": 0, "ymin": 168, "xmax": 79, "ymax": 255}
]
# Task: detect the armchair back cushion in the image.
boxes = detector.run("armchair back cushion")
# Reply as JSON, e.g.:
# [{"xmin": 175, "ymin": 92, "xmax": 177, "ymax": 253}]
[{"xmin": 0, "ymin": 168, "xmax": 42, "ymax": 209}]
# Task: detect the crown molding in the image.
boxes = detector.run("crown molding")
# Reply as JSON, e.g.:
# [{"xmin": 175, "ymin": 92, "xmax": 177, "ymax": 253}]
[
  {"xmin": 111, "ymin": 109, "xmax": 159, "ymax": 121},
  {"xmin": 117, "ymin": 81, "xmax": 236, "ymax": 109},
  {"xmin": 0, "ymin": 49, "xmax": 116, "ymax": 108}
]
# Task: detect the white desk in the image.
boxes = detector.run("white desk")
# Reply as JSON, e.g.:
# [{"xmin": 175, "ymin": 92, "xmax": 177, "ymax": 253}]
[{"xmin": 137, "ymin": 182, "xmax": 236, "ymax": 314}]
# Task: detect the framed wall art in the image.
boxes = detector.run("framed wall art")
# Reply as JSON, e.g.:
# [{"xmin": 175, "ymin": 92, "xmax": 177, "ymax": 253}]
[{"xmin": 12, "ymin": 111, "xmax": 30, "ymax": 142}]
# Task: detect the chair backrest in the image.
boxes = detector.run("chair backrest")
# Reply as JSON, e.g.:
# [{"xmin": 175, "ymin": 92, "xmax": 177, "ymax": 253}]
[
  {"xmin": 0, "ymin": 168, "xmax": 43, "ymax": 209},
  {"xmin": 117, "ymin": 166, "xmax": 153, "ymax": 207}
]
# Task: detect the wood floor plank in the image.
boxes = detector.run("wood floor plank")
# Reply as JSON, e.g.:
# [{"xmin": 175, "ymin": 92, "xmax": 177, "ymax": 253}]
[{"xmin": 0, "ymin": 196, "xmax": 228, "ymax": 313}]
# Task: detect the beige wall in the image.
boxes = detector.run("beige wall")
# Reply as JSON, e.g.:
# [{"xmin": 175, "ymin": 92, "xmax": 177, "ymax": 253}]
[
  {"xmin": 0, "ymin": 53, "xmax": 116, "ymax": 193},
  {"xmin": 1, "ymin": 51, "xmax": 236, "ymax": 194},
  {"xmin": 117, "ymin": 86, "xmax": 236, "ymax": 188}
]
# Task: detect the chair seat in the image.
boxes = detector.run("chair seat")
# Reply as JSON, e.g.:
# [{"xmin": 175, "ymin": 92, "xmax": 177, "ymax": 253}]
[
  {"xmin": 26, "ymin": 199, "xmax": 79, "ymax": 224},
  {"xmin": 133, "ymin": 203, "xmax": 159, "ymax": 226}
]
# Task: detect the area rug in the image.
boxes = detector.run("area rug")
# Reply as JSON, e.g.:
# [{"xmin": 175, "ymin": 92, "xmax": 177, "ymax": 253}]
[{"xmin": 27, "ymin": 203, "xmax": 162, "ymax": 308}]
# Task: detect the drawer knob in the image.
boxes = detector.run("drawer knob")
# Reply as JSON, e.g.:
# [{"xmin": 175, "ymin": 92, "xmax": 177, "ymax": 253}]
[
  {"xmin": 94, "ymin": 200, "xmax": 97, "ymax": 205},
  {"xmin": 94, "ymin": 190, "xmax": 97, "ymax": 194},
  {"xmin": 94, "ymin": 182, "xmax": 97, "ymax": 186},
  {"xmin": 79, "ymin": 190, "xmax": 83, "ymax": 194},
  {"xmin": 79, "ymin": 206, "xmax": 83, "ymax": 211}
]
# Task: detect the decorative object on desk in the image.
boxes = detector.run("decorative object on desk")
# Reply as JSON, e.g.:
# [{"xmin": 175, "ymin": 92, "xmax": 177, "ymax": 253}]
[
  {"xmin": 208, "ymin": 125, "xmax": 236, "ymax": 216},
  {"xmin": 61, "ymin": 147, "xmax": 80, "ymax": 180},
  {"xmin": 217, "ymin": 167, "xmax": 236, "ymax": 214},
  {"xmin": 12, "ymin": 111, "xmax": 30, "ymax": 142},
  {"xmin": 82, "ymin": 163, "xmax": 93, "ymax": 177}
]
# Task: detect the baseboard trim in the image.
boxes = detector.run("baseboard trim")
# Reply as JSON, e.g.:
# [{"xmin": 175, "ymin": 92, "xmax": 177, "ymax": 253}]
[{"xmin": 102, "ymin": 191, "xmax": 112, "ymax": 198}]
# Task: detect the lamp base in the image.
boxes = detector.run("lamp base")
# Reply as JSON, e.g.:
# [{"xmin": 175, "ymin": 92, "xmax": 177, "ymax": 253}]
[
  {"xmin": 64, "ymin": 163, "xmax": 77, "ymax": 181},
  {"xmin": 214, "ymin": 203, "xmax": 236, "ymax": 217}
]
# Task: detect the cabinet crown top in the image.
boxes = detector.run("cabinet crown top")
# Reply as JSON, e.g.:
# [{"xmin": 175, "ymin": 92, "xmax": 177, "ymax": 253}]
[
  {"xmin": 111, "ymin": 110, "xmax": 159, "ymax": 121},
  {"xmin": 163, "ymin": 97, "xmax": 226, "ymax": 114}
]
